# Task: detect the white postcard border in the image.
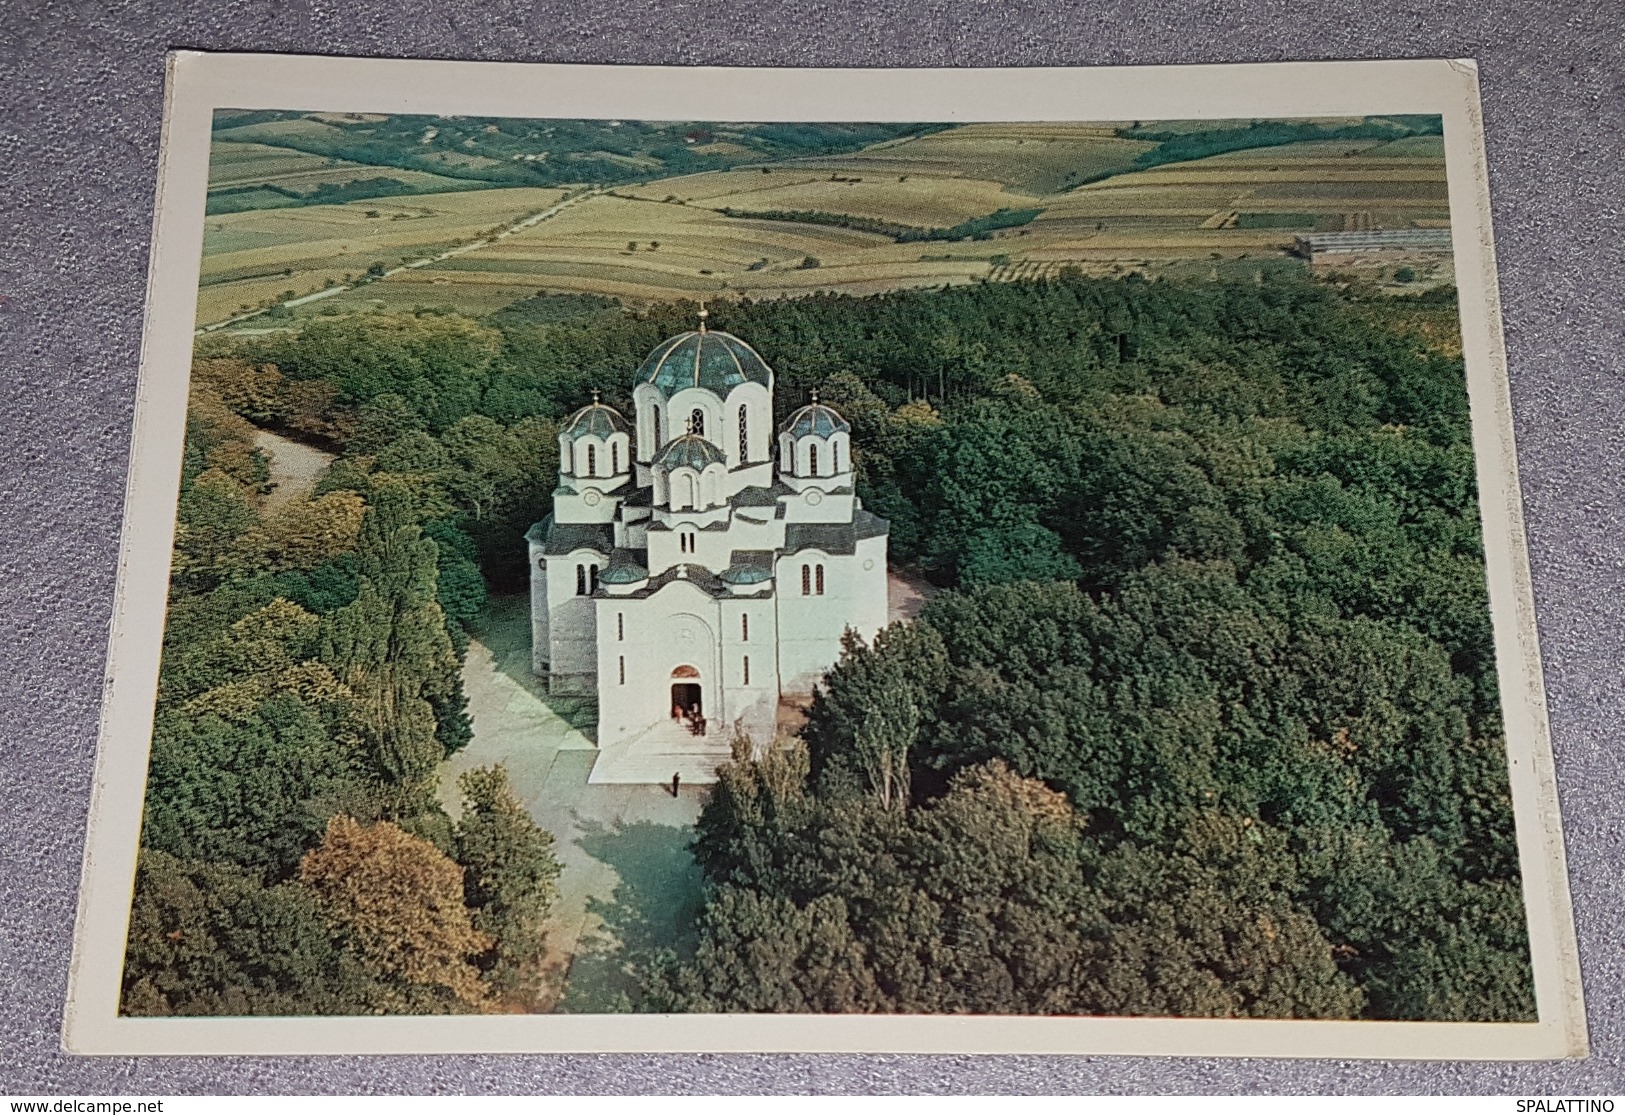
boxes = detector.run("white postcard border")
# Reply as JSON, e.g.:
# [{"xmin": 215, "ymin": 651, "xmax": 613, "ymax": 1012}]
[{"xmin": 63, "ymin": 51, "xmax": 1586, "ymax": 1059}]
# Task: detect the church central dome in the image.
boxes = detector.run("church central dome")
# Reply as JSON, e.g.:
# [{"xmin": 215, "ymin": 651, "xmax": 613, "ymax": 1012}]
[{"xmin": 635, "ymin": 329, "xmax": 773, "ymax": 395}]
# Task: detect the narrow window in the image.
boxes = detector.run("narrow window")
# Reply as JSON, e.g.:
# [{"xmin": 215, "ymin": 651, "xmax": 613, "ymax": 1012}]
[
  {"xmin": 809, "ymin": 442, "xmax": 819, "ymax": 476},
  {"xmin": 816, "ymin": 564, "xmax": 825, "ymax": 595},
  {"xmin": 738, "ymin": 406, "xmax": 749, "ymax": 462},
  {"xmin": 690, "ymin": 408, "xmax": 705, "ymax": 437},
  {"xmin": 576, "ymin": 564, "xmax": 587, "ymax": 595},
  {"xmin": 586, "ymin": 444, "xmax": 597, "ymax": 476},
  {"xmin": 741, "ymin": 613, "xmax": 749, "ymax": 642},
  {"xmin": 833, "ymin": 442, "xmax": 842, "ymax": 473},
  {"xmin": 611, "ymin": 441, "xmax": 620, "ymax": 473},
  {"xmin": 743, "ymin": 655, "xmax": 751, "ymax": 686},
  {"xmin": 617, "ymin": 612, "xmax": 624, "ymax": 641},
  {"xmin": 588, "ymin": 564, "xmax": 600, "ymax": 593},
  {"xmin": 618, "ymin": 656, "xmax": 625, "ymax": 685},
  {"xmin": 801, "ymin": 564, "xmax": 811, "ymax": 596},
  {"xmin": 652, "ymin": 405, "xmax": 661, "ymax": 446}
]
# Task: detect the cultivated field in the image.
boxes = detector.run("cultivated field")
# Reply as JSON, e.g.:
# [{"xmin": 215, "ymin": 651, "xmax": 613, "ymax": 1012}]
[
  {"xmin": 199, "ymin": 121, "xmax": 1455, "ymax": 328},
  {"xmin": 197, "ymin": 186, "xmax": 572, "ymax": 324},
  {"xmin": 771, "ymin": 122, "xmax": 1158, "ymax": 193},
  {"xmin": 618, "ymin": 168, "xmax": 1041, "ymax": 227},
  {"xmin": 207, "ymin": 141, "xmax": 475, "ymax": 197}
]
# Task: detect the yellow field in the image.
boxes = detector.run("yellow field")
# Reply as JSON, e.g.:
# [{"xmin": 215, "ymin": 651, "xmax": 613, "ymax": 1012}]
[
  {"xmin": 775, "ymin": 123, "xmax": 1158, "ymax": 193},
  {"xmin": 1035, "ymin": 139, "xmax": 1450, "ymax": 238},
  {"xmin": 196, "ymin": 187, "xmax": 572, "ymax": 324},
  {"xmin": 200, "ymin": 124, "xmax": 1454, "ymax": 328},
  {"xmin": 619, "ymin": 168, "xmax": 1039, "ymax": 227}
]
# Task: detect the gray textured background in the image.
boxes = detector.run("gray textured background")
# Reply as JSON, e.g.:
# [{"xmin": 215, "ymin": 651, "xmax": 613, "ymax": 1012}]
[{"xmin": 3, "ymin": 0, "xmax": 1622, "ymax": 1095}]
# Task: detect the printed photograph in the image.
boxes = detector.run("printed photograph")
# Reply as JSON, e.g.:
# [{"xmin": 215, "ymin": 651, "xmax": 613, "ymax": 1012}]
[{"xmin": 115, "ymin": 96, "xmax": 1542, "ymax": 1030}]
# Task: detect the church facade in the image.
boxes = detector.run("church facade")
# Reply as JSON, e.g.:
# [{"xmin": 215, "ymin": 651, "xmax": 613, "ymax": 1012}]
[{"xmin": 527, "ymin": 318, "xmax": 889, "ymax": 776}]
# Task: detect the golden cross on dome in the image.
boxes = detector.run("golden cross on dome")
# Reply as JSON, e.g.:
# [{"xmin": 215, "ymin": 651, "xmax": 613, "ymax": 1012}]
[
  {"xmin": 810, "ymin": 387, "xmax": 819, "ymax": 405},
  {"xmin": 591, "ymin": 388, "xmax": 601, "ymax": 405},
  {"xmin": 697, "ymin": 302, "xmax": 709, "ymax": 334}
]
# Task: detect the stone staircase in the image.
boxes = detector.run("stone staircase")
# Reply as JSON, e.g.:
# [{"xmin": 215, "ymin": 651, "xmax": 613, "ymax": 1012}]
[{"xmin": 586, "ymin": 717, "xmax": 735, "ymax": 785}]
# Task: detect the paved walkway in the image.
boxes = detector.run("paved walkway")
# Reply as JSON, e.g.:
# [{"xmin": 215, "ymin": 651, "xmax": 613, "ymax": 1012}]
[
  {"xmin": 588, "ymin": 717, "xmax": 735, "ymax": 785},
  {"xmin": 436, "ymin": 595, "xmax": 703, "ymax": 1011},
  {"xmin": 432, "ymin": 572, "xmax": 933, "ymax": 1009}
]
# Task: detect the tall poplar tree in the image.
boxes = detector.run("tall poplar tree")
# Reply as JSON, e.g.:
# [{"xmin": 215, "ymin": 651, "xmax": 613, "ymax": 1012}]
[{"xmin": 322, "ymin": 480, "xmax": 463, "ymax": 809}]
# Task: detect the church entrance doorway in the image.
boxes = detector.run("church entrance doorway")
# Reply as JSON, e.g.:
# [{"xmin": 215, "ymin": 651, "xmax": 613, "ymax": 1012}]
[
  {"xmin": 670, "ymin": 664, "xmax": 703, "ymax": 732},
  {"xmin": 671, "ymin": 682, "xmax": 701, "ymax": 718}
]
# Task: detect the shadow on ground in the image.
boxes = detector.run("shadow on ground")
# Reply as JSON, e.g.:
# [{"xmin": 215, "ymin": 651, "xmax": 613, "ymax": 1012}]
[
  {"xmin": 471, "ymin": 594, "xmax": 597, "ymax": 737},
  {"xmin": 556, "ymin": 818, "xmax": 705, "ymax": 1013}
]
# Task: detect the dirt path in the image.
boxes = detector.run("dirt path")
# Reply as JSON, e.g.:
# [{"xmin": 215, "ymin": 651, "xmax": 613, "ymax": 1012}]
[{"xmin": 254, "ymin": 429, "xmax": 335, "ymax": 513}]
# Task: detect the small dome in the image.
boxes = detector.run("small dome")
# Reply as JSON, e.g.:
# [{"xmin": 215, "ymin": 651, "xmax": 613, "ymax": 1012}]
[
  {"xmin": 719, "ymin": 562, "xmax": 772, "ymax": 585},
  {"xmin": 600, "ymin": 551, "xmax": 649, "ymax": 585},
  {"xmin": 636, "ymin": 330, "xmax": 773, "ymax": 395},
  {"xmin": 781, "ymin": 399, "xmax": 851, "ymax": 439},
  {"xmin": 563, "ymin": 399, "xmax": 629, "ymax": 440},
  {"xmin": 653, "ymin": 432, "xmax": 726, "ymax": 473}
]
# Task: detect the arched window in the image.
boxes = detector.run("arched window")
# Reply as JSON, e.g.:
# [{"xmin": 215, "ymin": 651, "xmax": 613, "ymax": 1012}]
[
  {"xmin": 815, "ymin": 564, "xmax": 825, "ymax": 595},
  {"xmin": 586, "ymin": 444, "xmax": 597, "ymax": 477},
  {"xmin": 738, "ymin": 406, "xmax": 749, "ymax": 462},
  {"xmin": 743, "ymin": 655, "xmax": 751, "ymax": 685},
  {"xmin": 651, "ymin": 405, "xmax": 661, "ymax": 447},
  {"xmin": 690, "ymin": 408, "xmax": 705, "ymax": 437},
  {"xmin": 809, "ymin": 442, "xmax": 820, "ymax": 476},
  {"xmin": 617, "ymin": 612, "xmax": 624, "ymax": 642},
  {"xmin": 618, "ymin": 656, "xmax": 625, "ymax": 685},
  {"xmin": 741, "ymin": 613, "xmax": 749, "ymax": 641},
  {"xmin": 611, "ymin": 441, "xmax": 620, "ymax": 473},
  {"xmin": 576, "ymin": 564, "xmax": 587, "ymax": 595},
  {"xmin": 833, "ymin": 441, "xmax": 842, "ymax": 473},
  {"xmin": 588, "ymin": 565, "xmax": 599, "ymax": 593},
  {"xmin": 801, "ymin": 564, "xmax": 811, "ymax": 596}
]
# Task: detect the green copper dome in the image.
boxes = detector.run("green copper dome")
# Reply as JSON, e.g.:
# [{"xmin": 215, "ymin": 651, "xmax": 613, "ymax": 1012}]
[
  {"xmin": 600, "ymin": 551, "xmax": 649, "ymax": 584},
  {"xmin": 636, "ymin": 330, "xmax": 773, "ymax": 395},
  {"xmin": 562, "ymin": 400, "xmax": 629, "ymax": 439},
  {"xmin": 781, "ymin": 400, "xmax": 850, "ymax": 438},
  {"xmin": 653, "ymin": 432, "xmax": 726, "ymax": 473}
]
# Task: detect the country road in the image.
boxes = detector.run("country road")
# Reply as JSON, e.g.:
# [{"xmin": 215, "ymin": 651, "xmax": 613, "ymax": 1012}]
[{"xmin": 197, "ymin": 187, "xmax": 605, "ymax": 335}]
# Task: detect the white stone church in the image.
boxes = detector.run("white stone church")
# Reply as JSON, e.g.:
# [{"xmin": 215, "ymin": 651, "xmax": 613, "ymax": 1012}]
[{"xmin": 527, "ymin": 316, "xmax": 890, "ymax": 783}]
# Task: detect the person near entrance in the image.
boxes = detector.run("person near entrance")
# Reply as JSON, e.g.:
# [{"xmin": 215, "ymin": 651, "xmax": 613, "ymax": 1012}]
[{"xmin": 671, "ymin": 771, "xmax": 681, "ymax": 798}]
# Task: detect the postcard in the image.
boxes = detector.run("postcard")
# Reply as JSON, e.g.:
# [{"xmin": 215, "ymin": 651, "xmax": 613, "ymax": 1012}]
[{"xmin": 64, "ymin": 52, "xmax": 1585, "ymax": 1058}]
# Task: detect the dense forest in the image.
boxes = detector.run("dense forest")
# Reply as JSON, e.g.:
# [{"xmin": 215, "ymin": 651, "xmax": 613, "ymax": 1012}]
[
  {"xmin": 123, "ymin": 365, "xmax": 562, "ymax": 1014},
  {"xmin": 133, "ymin": 268, "xmax": 1532, "ymax": 1020}
]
